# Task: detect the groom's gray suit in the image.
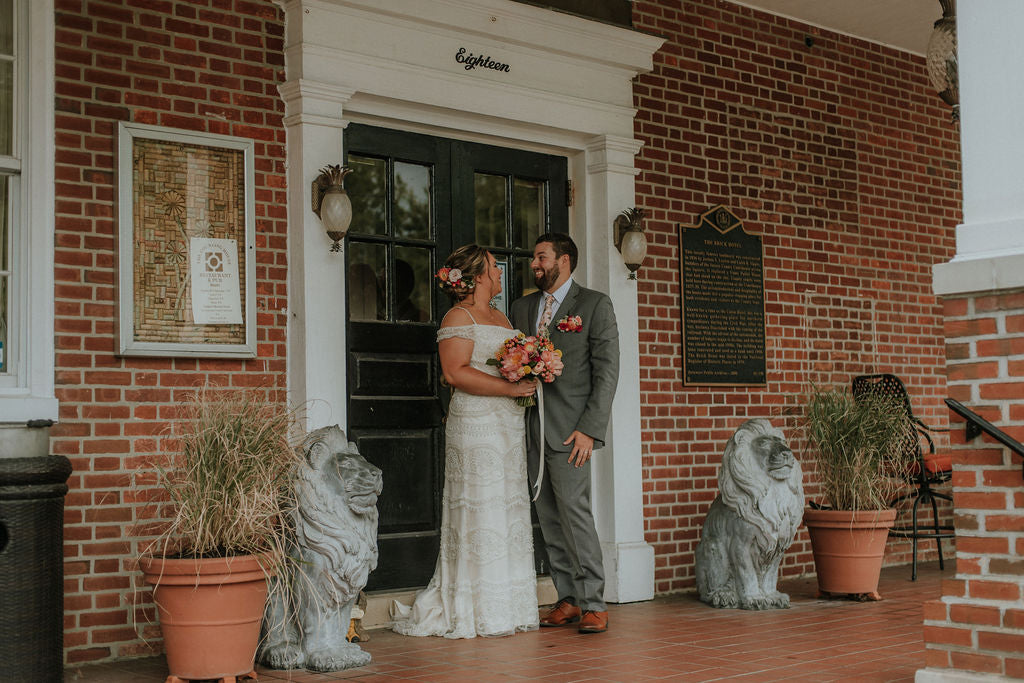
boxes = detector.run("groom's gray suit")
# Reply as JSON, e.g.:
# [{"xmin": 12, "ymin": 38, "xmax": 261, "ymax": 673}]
[{"xmin": 510, "ymin": 280, "xmax": 619, "ymax": 612}]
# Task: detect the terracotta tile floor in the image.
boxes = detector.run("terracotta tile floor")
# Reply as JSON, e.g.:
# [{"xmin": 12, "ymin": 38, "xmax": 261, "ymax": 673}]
[{"xmin": 66, "ymin": 563, "xmax": 946, "ymax": 682}]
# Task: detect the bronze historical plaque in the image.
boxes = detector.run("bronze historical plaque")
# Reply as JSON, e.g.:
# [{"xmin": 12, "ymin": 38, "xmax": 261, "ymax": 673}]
[{"xmin": 679, "ymin": 206, "xmax": 766, "ymax": 385}]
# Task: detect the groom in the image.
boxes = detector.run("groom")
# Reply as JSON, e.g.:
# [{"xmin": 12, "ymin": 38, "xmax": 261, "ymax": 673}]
[{"xmin": 510, "ymin": 233, "xmax": 620, "ymax": 634}]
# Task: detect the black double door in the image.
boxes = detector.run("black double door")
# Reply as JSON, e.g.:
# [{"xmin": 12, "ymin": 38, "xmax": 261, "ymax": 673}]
[{"xmin": 343, "ymin": 124, "xmax": 568, "ymax": 591}]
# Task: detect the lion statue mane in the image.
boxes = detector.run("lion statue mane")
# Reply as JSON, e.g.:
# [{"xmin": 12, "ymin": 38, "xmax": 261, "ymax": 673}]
[
  {"xmin": 260, "ymin": 425, "xmax": 383, "ymax": 671},
  {"xmin": 695, "ymin": 418, "xmax": 804, "ymax": 610}
]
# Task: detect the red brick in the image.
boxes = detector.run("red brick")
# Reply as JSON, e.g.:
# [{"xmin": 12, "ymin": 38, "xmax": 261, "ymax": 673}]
[
  {"xmin": 949, "ymin": 604, "xmax": 1001, "ymax": 627},
  {"xmin": 923, "ymin": 599, "xmax": 948, "ymax": 621},
  {"xmin": 922, "ymin": 625, "xmax": 974, "ymax": 648},
  {"xmin": 955, "ymin": 492, "xmax": 1010, "ymax": 510},
  {"xmin": 978, "ymin": 629, "xmax": 1024, "ymax": 653},
  {"xmin": 956, "ymin": 536, "xmax": 1009, "ymax": 555},
  {"xmin": 1008, "ymin": 658, "xmax": 1024, "ymax": 679},
  {"xmin": 924, "ymin": 648, "xmax": 950, "ymax": 668},
  {"xmin": 949, "ymin": 650, "xmax": 1004, "ymax": 674},
  {"xmin": 970, "ymin": 580, "xmax": 1021, "ymax": 602}
]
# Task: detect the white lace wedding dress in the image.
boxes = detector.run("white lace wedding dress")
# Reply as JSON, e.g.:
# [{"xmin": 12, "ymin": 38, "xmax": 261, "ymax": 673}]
[{"xmin": 391, "ymin": 322, "xmax": 539, "ymax": 639}]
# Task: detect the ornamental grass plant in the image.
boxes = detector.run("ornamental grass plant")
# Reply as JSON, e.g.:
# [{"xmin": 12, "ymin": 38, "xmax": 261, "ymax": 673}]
[
  {"xmin": 800, "ymin": 385, "xmax": 917, "ymax": 512},
  {"xmin": 142, "ymin": 385, "xmax": 302, "ymax": 567}
]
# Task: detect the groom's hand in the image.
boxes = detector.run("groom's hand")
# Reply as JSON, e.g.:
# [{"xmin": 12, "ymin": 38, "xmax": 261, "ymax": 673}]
[{"xmin": 564, "ymin": 431, "xmax": 595, "ymax": 467}]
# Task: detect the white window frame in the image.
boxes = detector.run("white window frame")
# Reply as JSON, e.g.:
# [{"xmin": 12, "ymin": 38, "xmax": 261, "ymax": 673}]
[{"xmin": 0, "ymin": 0, "xmax": 56, "ymax": 422}]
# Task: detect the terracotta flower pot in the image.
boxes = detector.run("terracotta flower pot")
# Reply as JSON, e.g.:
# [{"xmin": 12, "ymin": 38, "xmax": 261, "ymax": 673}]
[
  {"xmin": 140, "ymin": 554, "xmax": 271, "ymax": 681},
  {"xmin": 803, "ymin": 507, "xmax": 897, "ymax": 599}
]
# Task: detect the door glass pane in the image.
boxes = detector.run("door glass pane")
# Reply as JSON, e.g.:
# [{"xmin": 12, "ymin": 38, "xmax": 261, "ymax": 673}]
[
  {"xmin": 0, "ymin": 61, "xmax": 12, "ymax": 158},
  {"xmin": 514, "ymin": 178, "xmax": 544, "ymax": 249},
  {"xmin": 0, "ymin": 175, "xmax": 7, "ymax": 271},
  {"xmin": 0, "ymin": 276, "xmax": 6, "ymax": 373},
  {"xmin": 516, "ymin": 255, "xmax": 537, "ymax": 300},
  {"xmin": 0, "ymin": 1, "xmax": 11, "ymax": 55},
  {"xmin": 348, "ymin": 241, "xmax": 385, "ymax": 321},
  {"xmin": 394, "ymin": 246, "xmax": 431, "ymax": 322},
  {"xmin": 474, "ymin": 173, "xmax": 507, "ymax": 248},
  {"xmin": 0, "ymin": 175, "xmax": 7, "ymax": 372},
  {"xmin": 394, "ymin": 162, "xmax": 431, "ymax": 240},
  {"xmin": 346, "ymin": 155, "xmax": 386, "ymax": 236}
]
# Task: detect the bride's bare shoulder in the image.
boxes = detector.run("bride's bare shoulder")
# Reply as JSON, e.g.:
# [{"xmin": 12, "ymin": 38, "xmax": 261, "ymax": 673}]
[{"xmin": 440, "ymin": 306, "xmax": 474, "ymax": 329}]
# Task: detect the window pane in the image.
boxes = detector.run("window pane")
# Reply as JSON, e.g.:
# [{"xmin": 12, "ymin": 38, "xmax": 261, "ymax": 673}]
[
  {"xmin": 347, "ymin": 241, "xmax": 385, "ymax": 321},
  {"xmin": 514, "ymin": 178, "xmax": 544, "ymax": 249},
  {"xmin": 0, "ymin": 276, "xmax": 6, "ymax": 373},
  {"xmin": 0, "ymin": 61, "xmax": 12, "ymax": 157},
  {"xmin": 515, "ymin": 255, "xmax": 537, "ymax": 301},
  {"xmin": 393, "ymin": 162, "xmax": 431, "ymax": 240},
  {"xmin": 346, "ymin": 155, "xmax": 386, "ymax": 236},
  {"xmin": 0, "ymin": 174, "xmax": 7, "ymax": 270},
  {"xmin": 0, "ymin": 175, "xmax": 6, "ymax": 372},
  {"xmin": 0, "ymin": 0, "xmax": 11, "ymax": 55},
  {"xmin": 394, "ymin": 246, "xmax": 431, "ymax": 322},
  {"xmin": 474, "ymin": 173, "xmax": 507, "ymax": 248}
]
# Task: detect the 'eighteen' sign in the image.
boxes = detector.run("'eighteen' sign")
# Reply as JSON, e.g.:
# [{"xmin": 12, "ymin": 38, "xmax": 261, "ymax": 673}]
[{"xmin": 455, "ymin": 47, "xmax": 511, "ymax": 73}]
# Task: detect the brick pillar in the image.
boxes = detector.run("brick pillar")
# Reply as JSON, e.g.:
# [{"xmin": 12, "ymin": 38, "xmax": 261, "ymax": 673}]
[{"xmin": 921, "ymin": 290, "xmax": 1024, "ymax": 679}]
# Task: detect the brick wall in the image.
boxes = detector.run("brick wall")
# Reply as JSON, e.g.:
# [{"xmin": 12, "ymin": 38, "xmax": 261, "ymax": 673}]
[
  {"xmin": 631, "ymin": 1, "xmax": 961, "ymax": 593},
  {"xmin": 52, "ymin": 0, "xmax": 287, "ymax": 665},
  {"xmin": 924, "ymin": 289, "xmax": 1024, "ymax": 677}
]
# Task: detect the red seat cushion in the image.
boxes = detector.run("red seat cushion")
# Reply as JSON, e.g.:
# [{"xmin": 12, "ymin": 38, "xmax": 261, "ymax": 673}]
[{"xmin": 910, "ymin": 453, "xmax": 952, "ymax": 477}]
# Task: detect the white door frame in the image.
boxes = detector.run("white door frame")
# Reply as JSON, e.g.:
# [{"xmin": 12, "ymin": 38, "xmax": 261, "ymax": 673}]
[{"xmin": 277, "ymin": 0, "xmax": 664, "ymax": 603}]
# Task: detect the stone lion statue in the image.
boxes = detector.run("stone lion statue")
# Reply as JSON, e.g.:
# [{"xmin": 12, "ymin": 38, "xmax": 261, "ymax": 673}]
[
  {"xmin": 695, "ymin": 418, "xmax": 804, "ymax": 610},
  {"xmin": 260, "ymin": 425, "xmax": 383, "ymax": 671}
]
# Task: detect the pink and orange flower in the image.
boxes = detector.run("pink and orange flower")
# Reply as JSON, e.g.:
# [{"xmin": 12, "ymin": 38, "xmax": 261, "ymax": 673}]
[
  {"xmin": 435, "ymin": 266, "xmax": 473, "ymax": 290},
  {"xmin": 487, "ymin": 333, "xmax": 564, "ymax": 406}
]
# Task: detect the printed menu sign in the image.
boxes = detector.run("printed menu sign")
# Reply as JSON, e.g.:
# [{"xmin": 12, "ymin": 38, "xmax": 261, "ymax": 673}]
[{"xmin": 190, "ymin": 238, "xmax": 243, "ymax": 325}]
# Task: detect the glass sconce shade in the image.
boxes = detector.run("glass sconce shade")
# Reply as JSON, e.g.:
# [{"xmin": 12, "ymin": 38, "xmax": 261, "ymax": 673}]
[
  {"xmin": 620, "ymin": 229, "xmax": 647, "ymax": 278},
  {"xmin": 926, "ymin": 0, "xmax": 958, "ymax": 114},
  {"xmin": 614, "ymin": 207, "xmax": 647, "ymax": 280},
  {"xmin": 321, "ymin": 188, "xmax": 353, "ymax": 251}
]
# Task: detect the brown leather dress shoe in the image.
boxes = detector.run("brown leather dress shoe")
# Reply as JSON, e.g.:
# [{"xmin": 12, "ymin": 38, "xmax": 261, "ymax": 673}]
[
  {"xmin": 578, "ymin": 610, "xmax": 608, "ymax": 633},
  {"xmin": 539, "ymin": 599, "xmax": 581, "ymax": 627}
]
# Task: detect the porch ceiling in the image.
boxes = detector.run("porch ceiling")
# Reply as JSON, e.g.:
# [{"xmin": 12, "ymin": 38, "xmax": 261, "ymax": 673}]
[{"xmin": 732, "ymin": 0, "xmax": 941, "ymax": 56}]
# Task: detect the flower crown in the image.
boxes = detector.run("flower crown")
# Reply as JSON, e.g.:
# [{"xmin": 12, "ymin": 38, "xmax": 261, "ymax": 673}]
[{"xmin": 435, "ymin": 266, "xmax": 475, "ymax": 291}]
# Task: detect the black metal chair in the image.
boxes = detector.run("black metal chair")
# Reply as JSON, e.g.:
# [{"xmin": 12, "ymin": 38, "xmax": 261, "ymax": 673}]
[{"xmin": 851, "ymin": 374, "xmax": 954, "ymax": 580}]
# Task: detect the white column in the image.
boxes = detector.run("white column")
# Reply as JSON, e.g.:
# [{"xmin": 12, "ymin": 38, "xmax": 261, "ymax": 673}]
[
  {"xmin": 578, "ymin": 135, "xmax": 655, "ymax": 603},
  {"xmin": 280, "ymin": 80, "xmax": 355, "ymax": 430},
  {"xmin": 933, "ymin": 0, "xmax": 1024, "ymax": 296}
]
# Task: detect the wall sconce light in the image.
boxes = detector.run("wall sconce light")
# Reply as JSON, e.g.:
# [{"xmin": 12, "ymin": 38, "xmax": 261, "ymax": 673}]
[
  {"xmin": 614, "ymin": 207, "xmax": 647, "ymax": 280},
  {"xmin": 312, "ymin": 165, "xmax": 353, "ymax": 252},
  {"xmin": 926, "ymin": 0, "xmax": 958, "ymax": 121}
]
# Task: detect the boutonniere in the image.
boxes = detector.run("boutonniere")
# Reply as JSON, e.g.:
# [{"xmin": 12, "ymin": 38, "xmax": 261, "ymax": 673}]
[{"xmin": 556, "ymin": 315, "xmax": 583, "ymax": 333}]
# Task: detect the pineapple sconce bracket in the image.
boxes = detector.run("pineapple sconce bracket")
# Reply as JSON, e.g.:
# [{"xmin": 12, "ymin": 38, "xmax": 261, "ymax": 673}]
[{"xmin": 312, "ymin": 165, "xmax": 354, "ymax": 253}]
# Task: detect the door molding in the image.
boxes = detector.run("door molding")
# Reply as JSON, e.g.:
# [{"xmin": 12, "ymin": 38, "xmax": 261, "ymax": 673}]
[{"xmin": 279, "ymin": 0, "xmax": 663, "ymax": 604}]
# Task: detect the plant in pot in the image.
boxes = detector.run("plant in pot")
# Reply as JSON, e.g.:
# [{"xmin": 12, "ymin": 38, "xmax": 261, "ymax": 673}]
[
  {"xmin": 798, "ymin": 384, "xmax": 916, "ymax": 600},
  {"xmin": 137, "ymin": 386, "xmax": 301, "ymax": 682}
]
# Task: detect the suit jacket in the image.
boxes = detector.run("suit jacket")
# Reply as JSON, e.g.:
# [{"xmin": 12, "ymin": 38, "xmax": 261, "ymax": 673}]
[{"xmin": 510, "ymin": 280, "xmax": 620, "ymax": 452}]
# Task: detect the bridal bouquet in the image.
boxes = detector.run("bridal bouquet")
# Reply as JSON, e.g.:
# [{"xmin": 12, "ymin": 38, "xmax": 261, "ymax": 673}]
[{"xmin": 488, "ymin": 333, "xmax": 563, "ymax": 407}]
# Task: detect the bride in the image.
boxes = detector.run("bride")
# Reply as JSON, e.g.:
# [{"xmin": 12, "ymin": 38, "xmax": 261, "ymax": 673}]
[{"xmin": 391, "ymin": 244, "xmax": 539, "ymax": 639}]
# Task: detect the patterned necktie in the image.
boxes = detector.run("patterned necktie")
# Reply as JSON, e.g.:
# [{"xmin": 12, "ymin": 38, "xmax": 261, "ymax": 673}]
[{"xmin": 538, "ymin": 294, "xmax": 555, "ymax": 335}]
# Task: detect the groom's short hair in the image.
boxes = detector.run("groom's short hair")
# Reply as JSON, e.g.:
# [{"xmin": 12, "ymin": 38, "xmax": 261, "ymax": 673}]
[{"xmin": 536, "ymin": 232, "xmax": 578, "ymax": 272}]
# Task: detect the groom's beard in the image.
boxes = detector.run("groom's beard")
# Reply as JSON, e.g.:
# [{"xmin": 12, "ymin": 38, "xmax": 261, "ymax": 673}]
[{"xmin": 533, "ymin": 262, "xmax": 561, "ymax": 292}]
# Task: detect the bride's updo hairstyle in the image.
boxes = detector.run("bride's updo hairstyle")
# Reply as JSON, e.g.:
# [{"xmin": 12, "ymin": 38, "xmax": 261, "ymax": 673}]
[{"xmin": 436, "ymin": 244, "xmax": 488, "ymax": 301}]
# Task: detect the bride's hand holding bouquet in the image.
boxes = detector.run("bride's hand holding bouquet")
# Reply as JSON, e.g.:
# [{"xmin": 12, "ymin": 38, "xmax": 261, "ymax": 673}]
[{"xmin": 488, "ymin": 333, "xmax": 564, "ymax": 407}]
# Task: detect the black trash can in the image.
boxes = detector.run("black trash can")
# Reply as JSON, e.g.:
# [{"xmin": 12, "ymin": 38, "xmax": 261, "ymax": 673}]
[{"xmin": 0, "ymin": 455, "xmax": 73, "ymax": 682}]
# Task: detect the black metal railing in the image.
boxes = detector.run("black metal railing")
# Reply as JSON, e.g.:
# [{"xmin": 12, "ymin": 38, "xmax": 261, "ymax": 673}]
[{"xmin": 945, "ymin": 398, "xmax": 1024, "ymax": 477}]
